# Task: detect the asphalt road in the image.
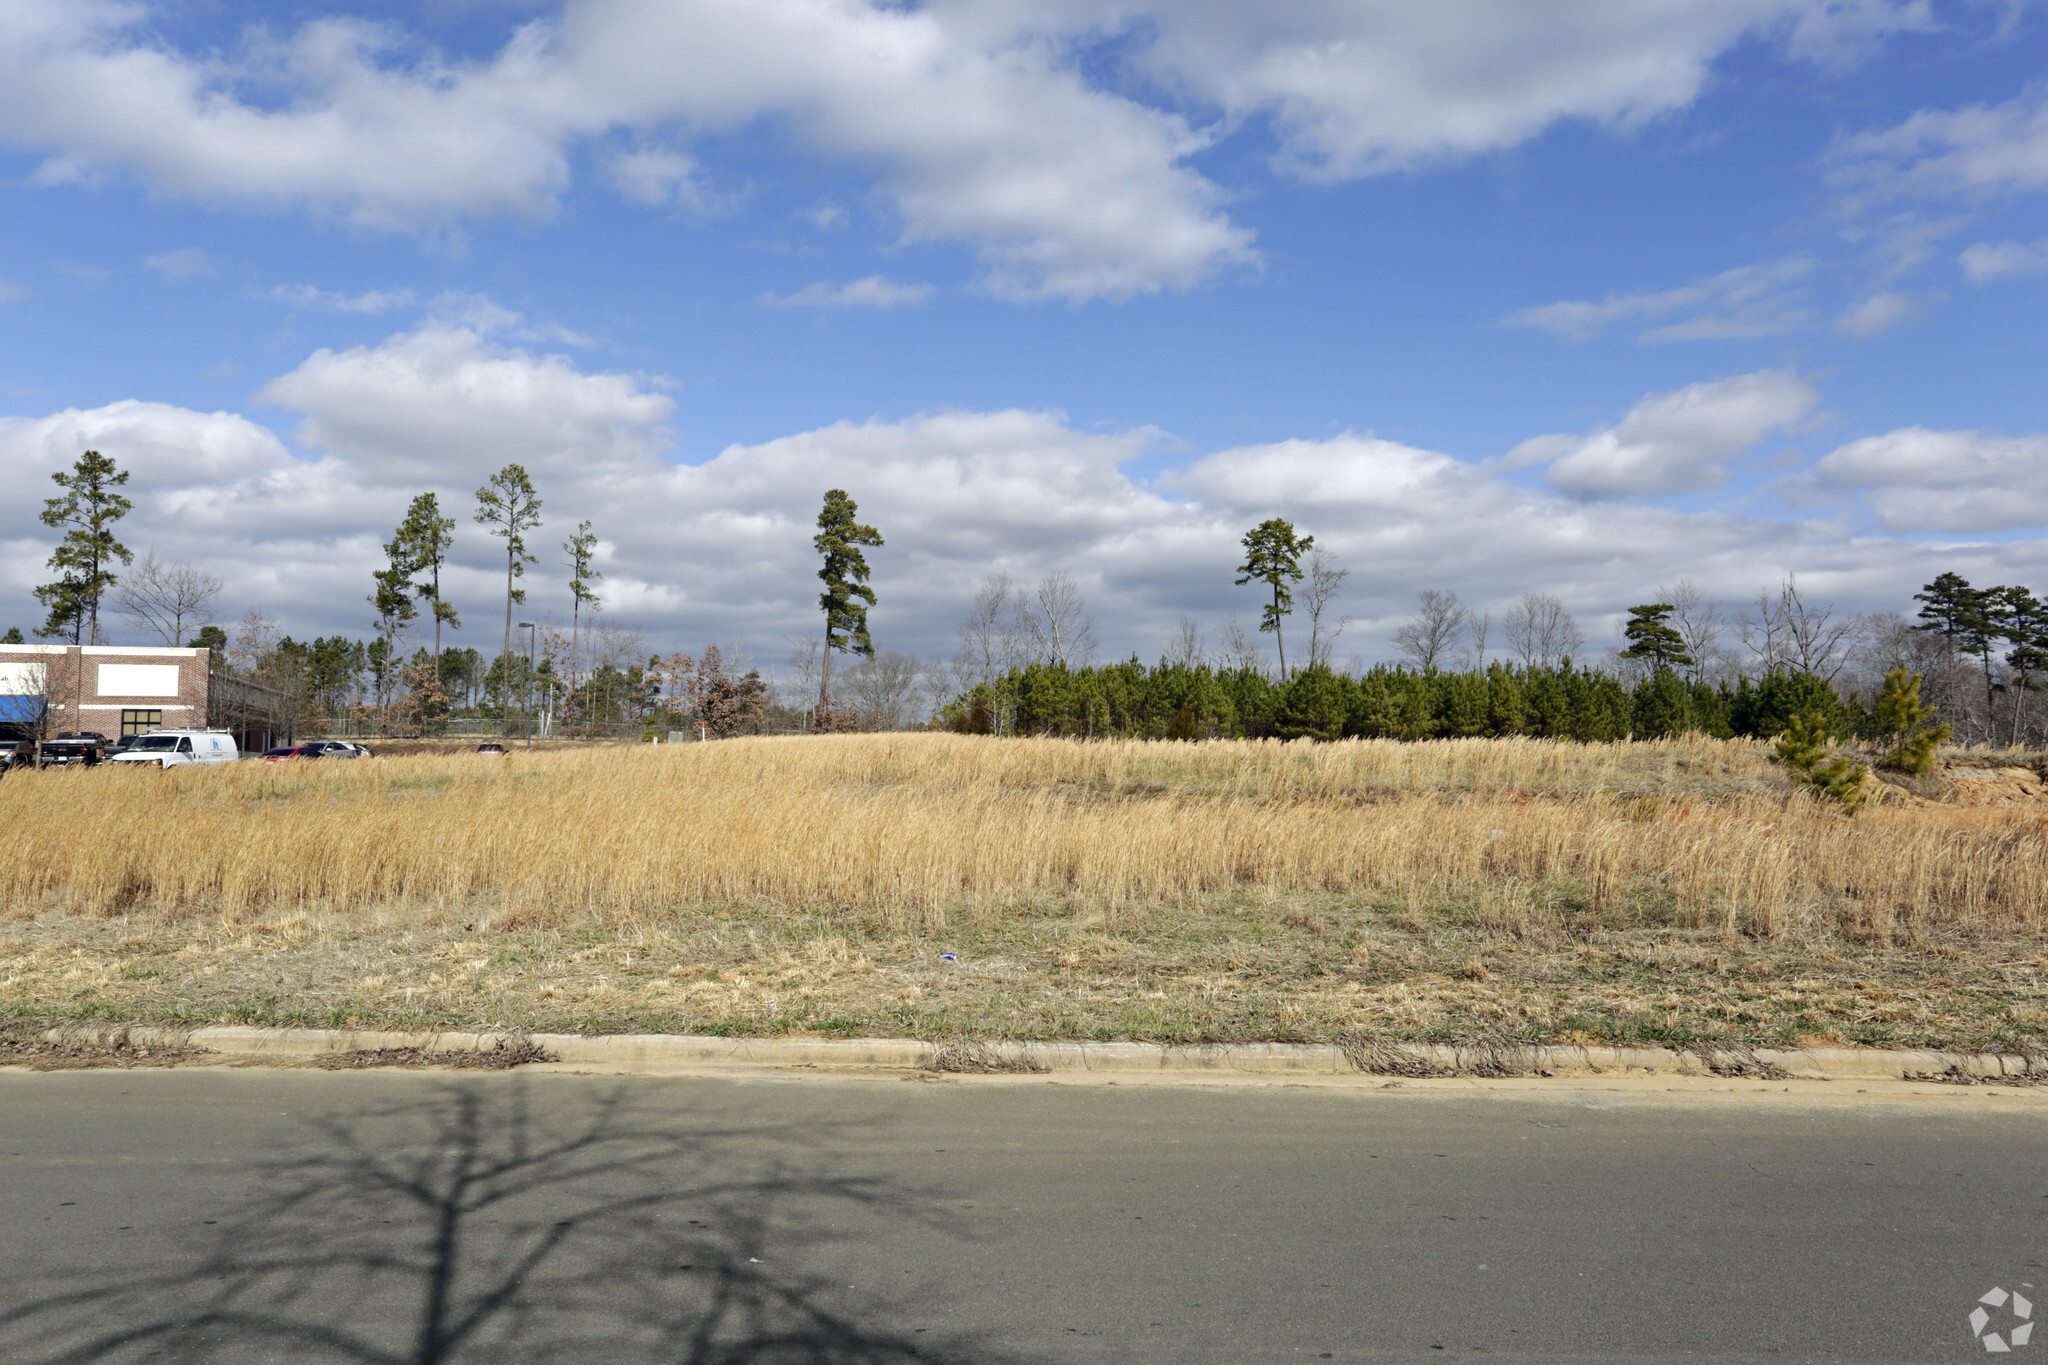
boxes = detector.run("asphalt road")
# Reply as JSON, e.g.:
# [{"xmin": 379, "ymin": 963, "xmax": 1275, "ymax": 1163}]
[{"xmin": 0, "ymin": 1069, "xmax": 2042, "ymax": 1364}]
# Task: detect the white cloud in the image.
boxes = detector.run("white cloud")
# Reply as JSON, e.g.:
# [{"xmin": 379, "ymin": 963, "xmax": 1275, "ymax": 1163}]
[
  {"xmin": 1513, "ymin": 370, "xmax": 1821, "ymax": 498},
  {"xmin": 0, "ymin": 278, "xmax": 26, "ymax": 304},
  {"xmin": 423, "ymin": 291, "xmax": 596, "ymax": 347},
  {"xmin": 1815, "ymin": 426, "xmax": 2048, "ymax": 532},
  {"xmin": 1506, "ymin": 260, "xmax": 1815, "ymax": 342},
  {"xmin": 990, "ymin": 0, "xmax": 1931, "ymax": 177},
  {"xmin": 266, "ymin": 284, "xmax": 420, "ymax": 315},
  {"xmin": 1834, "ymin": 289, "xmax": 1938, "ymax": 337},
  {"xmin": 604, "ymin": 144, "xmax": 709, "ymax": 209},
  {"xmin": 1, "ymin": 400, "xmax": 294, "ymax": 492},
  {"xmin": 763, "ymin": 276, "xmax": 935, "ymax": 309},
  {"xmin": 0, "ymin": 401, "xmax": 327, "ymax": 625},
  {"xmin": 1, "ymin": 330, "xmax": 679, "ymax": 640},
  {"xmin": 144, "ymin": 248, "xmax": 213, "ymax": 280},
  {"xmin": 1775, "ymin": 0, "xmax": 1941, "ymax": 66},
  {"xmin": 0, "ymin": 0, "xmax": 1936, "ymax": 303},
  {"xmin": 1960, "ymin": 236, "xmax": 2048, "ymax": 280},
  {"xmin": 255, "ymin": 322, "xmax": 673, "ymax": 482},
  {"xmin": 9, "ymin": 331, "xmax": 2026, "ymax": 662},
  {"xmin": 0, "ymin": 0, "xmax": 1249, "ymax": 302},
  {"xmin": 1830, "ymin": 81, "xmax": 2048, "ymax": 204}
]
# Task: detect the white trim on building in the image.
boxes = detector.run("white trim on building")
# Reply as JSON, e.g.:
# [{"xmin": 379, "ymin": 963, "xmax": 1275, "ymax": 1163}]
[{"xmin": 0, "ymin": 645, "xmax": 206, "ymax": 658}]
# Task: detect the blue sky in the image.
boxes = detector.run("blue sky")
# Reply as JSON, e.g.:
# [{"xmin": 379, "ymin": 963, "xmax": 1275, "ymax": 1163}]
[{"xmin": 3, "ymin": 0, "xmax": 2047, "ymax": 673}]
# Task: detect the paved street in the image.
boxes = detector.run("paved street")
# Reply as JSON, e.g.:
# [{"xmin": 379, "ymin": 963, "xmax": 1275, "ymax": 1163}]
[{"xmin": 1, "ymin": 1069, "xmax": 2042, "ymax": 1363}]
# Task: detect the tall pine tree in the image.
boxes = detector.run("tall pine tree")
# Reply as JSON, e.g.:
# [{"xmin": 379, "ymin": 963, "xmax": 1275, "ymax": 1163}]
[
  {"xmin": 475, "ymin": 466, "xmax": 542, "ymax": 738},
  {"xmin": 1996, "ymin": 584, "xmax": 2048, "ymax": 747},
  {"xmin": 36, "ymin": 450, "xmax": 132, "ymax": 644},
  {"xmin": 369, "ymin": 525, "xmax": 419, "ymax": 714},
  {"xmin": 395, "ymin": 493, "xmax": 460, "ymax": 658},
  {"xmin": 813, "ymin": 489, "xmax": 883, "ymax": 710},
  {"xmin": 564, "ymin": 520, "xmax": 601, "ymax": 722},
  {"xmin": 1619, "ymin": 603, "xmax": 1695, "ymax": 673},
  {"xmin": 1912, "ymin": 572, "xmax": 1982, "ymax": 663},
  {"xmin": 1235, "ymin": 518, "xmax": 1314, "ymax": 678}
]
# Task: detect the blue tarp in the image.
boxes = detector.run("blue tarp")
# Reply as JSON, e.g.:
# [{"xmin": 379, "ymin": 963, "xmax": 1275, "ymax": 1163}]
[{"xmin": 0, "ymin": 695, "xmax": 47, "ymax": 723}]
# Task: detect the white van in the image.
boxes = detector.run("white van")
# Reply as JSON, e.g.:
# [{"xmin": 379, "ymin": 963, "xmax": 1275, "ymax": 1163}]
[{"xmin": 109, "ymin": 729, "xmax": 240, "ymax": 769}]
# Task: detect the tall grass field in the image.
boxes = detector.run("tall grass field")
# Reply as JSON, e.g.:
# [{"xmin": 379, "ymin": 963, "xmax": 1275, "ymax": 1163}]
[
  {"xmin": 3, "ymin": 732, "xmax": 2042, "ymax": 940},
  {"xmin": 3, "ymin": 734, "xmax": 2043, "ymax": 1052}
]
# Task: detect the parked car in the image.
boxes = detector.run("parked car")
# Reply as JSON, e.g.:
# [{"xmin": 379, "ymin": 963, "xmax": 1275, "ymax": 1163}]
[
  {"xmin": 261, "ymin": 744, "xmax": 324, "ymax": 763},
  {"xmin": 39, "ymin": 736, "xmax": 105, "ymax": 768},
  {"xmin": 109, "ymin": 729, "xmax": 240, "ymax": 769},
  {"xmin": 292, "ymin": 740, "xmax": 360, "ymax": 765},
  {"xmin": 0, "ymin": 739, "xmax": 31, "ymax": 772},
  {"xmin": 475, "ymin": 742, "xmax": 509, "ymax": 756}
]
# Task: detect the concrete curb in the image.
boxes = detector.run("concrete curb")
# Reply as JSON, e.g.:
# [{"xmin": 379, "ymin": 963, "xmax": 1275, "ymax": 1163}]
[{"xmin": 38, "ymin": 1024, "xmax": 2045, "ymax": 1082}]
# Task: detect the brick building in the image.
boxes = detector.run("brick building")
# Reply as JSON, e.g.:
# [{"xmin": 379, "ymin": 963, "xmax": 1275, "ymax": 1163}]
[{"xmin": 0, "ymin": 645, "xmax": 294, "ymax": 752}]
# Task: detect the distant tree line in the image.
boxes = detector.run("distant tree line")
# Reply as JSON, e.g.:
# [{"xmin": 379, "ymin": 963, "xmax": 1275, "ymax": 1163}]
[
  {"xmin": 925, "ymin": 514, "xmax": 2048, "ymax": 748},
  {"xmin": 12, "ymin": 454, "xmax": 2047, "ymax": 747}
]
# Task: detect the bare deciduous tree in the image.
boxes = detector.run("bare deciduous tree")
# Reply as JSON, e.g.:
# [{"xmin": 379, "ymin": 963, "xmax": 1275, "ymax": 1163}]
[
  {"xmin": 1503, "ymin": 593, "xmax": 1584, "ymax": 670},
  {"xmin": 1165, "ymin": 616, "xmax": 1206, "ymax": 667},
  {"xmin": 1781, "ymin": 577, "xmax": 1855, "ymax": 680},
  {"xmin": 1851, "ymin": 612, "xmax": 1940, "ymax": 677},
  {"xmin": 229, "ymin": 610, "xmax": 280, "ymax": 676},
  {"xmin": 1658, "ymin": 578, "xmax": 1721, "ymax": 682},
  {"xmin": 782, "ymin": 634, "xmax": 821, "ymax": 722},
  {"xmin": 920, "ymin": 652, "xmax": 961, "ymax": 723},
  {"xmin": 115, "ymin": 551, "xmax": 223, "ymax": 646},
  {"xmin": 1393, "ymin": 589, "xmax": 1467, "ymax": 671},
  {"xmin": 720, "ymin": 633, "xmax": 753, "ymax": 676},
  {"xmin": 581, "ymin": 621, "xmax": 646, "ymax": 728},
  {"xmin": 1736, "ymin": 586, "xmax": 1787, "ymax": 675},
  {"xmin": 957, "ymin": 574, "xmax": 1025, "ymax": 685},
  {"xmin": 2, "ymin": 659, "xmax": 53, "ymax": 747},
  {"xmin": 1739, "ymin": 575, "xmax": 1853, "ymax": 680},
  {"xmin": 845, "ymin": 650, "xmax": 924, "ymax": 730},
  {"xmin": 1465, "ymin": 610, "xmax": 1492, "ymax": 670},
  {"xmin": 587, "ymin": 621, "xmax": 646, "ymax": 674},
  {"xmin": 1302, "ymin": 547, "xmax": 1351, "ymax": 668},
  {"xmin": 1220, "ymin": 616, "xmax": 1267, "ymax": 676},
  {"xmin": 1019, "ymin": 571, "xmax": 1098, "ymax": 669}
]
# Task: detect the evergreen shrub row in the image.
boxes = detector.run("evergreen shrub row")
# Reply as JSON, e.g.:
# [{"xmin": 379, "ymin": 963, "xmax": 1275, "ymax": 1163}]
[{"xmin": 944, "ymin": 660, "xmax": 1873, "ymax": 743}]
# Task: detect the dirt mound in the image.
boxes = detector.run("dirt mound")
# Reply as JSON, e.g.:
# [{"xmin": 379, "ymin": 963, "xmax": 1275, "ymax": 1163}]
[{"xmin": 1946, "ymin": 765, "xmax": 2048, "ymax": 807}]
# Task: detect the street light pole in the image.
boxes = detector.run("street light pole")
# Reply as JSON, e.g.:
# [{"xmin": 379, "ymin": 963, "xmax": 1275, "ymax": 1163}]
[{"xmin": 517, "ymin": 622, "xmax": 537, "ymax": 750}]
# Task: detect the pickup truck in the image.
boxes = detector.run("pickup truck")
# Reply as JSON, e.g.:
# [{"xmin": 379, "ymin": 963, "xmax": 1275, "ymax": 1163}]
[{"xmin": 39, "ymin": 736, "xmax": 105, "ymax": 767}]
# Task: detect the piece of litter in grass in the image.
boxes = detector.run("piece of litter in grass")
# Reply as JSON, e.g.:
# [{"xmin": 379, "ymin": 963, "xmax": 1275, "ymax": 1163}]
[{"xmin": 939, "ymin": 952, "xmax": 957, "ymax": 961}]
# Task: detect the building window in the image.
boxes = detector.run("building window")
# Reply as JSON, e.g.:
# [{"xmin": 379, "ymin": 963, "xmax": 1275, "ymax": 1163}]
[{"xmin": 122, "ymin": 709, "xmax": 163, "ymax": 737}]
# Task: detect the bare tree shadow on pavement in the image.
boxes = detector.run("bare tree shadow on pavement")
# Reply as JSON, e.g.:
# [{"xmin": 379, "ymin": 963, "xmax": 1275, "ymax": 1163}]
[{"xmin": 0, "ymin": 1080, "xmax": 1027, "ymax": 1365}]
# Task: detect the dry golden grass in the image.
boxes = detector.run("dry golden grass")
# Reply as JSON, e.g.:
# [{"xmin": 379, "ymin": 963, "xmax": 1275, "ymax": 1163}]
[
  {"xmin": 4, "ymin": 734, "xmax": 2044, "ymax": 1052},
  {"xmin": 2, "ymin": 733, "xmax": 2043, "ymax": 946}
]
